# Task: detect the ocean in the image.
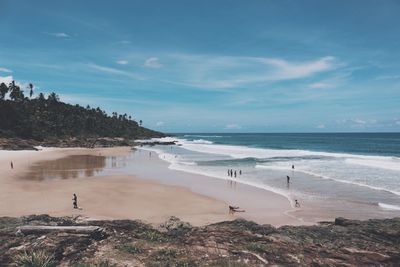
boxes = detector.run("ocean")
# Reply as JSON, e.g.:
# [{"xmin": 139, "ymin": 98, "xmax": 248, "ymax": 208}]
[{"xmin": 140, "ymin": 133, "xmax": 400, "ymax": 220}]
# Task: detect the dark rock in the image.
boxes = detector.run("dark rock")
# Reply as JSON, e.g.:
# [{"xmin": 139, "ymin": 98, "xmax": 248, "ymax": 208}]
[{"xmin": 335, "ymin": 217, "xmax": 361, "ymax": 226}]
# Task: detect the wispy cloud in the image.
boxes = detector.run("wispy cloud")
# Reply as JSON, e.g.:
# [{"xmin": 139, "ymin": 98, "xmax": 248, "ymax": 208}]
[
  {"xmin": 144, "ymin": 57, "xmax": 162, "ymax": 68},
  {"xmin": 0, "ymin": 75, "xmax": 13, "ymax": 85},
  {"xmin": 225, "ymin": 123, "xmax": 242, "ymax": 129},
  {"xmin": 116, "ymin": 40, "xmax": 131, "ymax": 45},
  {"xmin": 155, "ymin": 121, "xmax": 165, "ymax": 126},
  {"xmin": 317, "ymin": 124, "xmax": 326, "ymax": 129},
  {"xmin": 116, "ymin": 60, "xmax": 128, "ymax": 65},
  {"xmin": 309, "ymin": 82, "xmax": 335, "ymax": 89},
  {"xmin": 0, "ymin": 67, "xmax": 12, "ymax": 73},
  {"xmin": 336, "ymin": 118, "xmax": 378, "ymax": 128},
  {"xmin": 86, "ymin": 63, "xmax": 144, "ymax": 79},
  {"xmin": 164, "ymin": 54, "xmax": 339, "ymax": 89},
  {"xmin": 375, "ymin": 75, "xmax": 400, "ymax": 80},
  {"xmin": 45, "ymin": 32, "xmax": 70, "ymax": 38}
]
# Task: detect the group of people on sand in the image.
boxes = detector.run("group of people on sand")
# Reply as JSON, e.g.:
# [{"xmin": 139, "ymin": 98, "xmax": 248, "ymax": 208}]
[{"xmin": 227, "ymin": 169, "xmax": 242, "ymax": 178}]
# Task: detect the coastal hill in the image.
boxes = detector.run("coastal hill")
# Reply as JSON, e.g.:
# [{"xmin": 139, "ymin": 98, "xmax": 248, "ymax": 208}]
[{"xmin": 0, "ymin": 81, "xmax": 165, "ymax": 148}]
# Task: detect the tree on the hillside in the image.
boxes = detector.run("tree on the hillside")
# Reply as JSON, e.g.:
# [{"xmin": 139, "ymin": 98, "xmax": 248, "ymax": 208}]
[
  {"xmin": 139, "ymin": 120, "xmax": 142, "ymax": 126},
  {"xmin": 9, "ymin": 81, "xmax": 25, "ymax": 102},
  {"xmin": 29, "ymin": 83, "xmax": 34, "ymax": 98},
  {"xmin": 47, "ymin": 92, "xmax": 59, "ymax": 103},
  {"xmin": 0, "ymin": 83, "xmax": 8, "ymax": 100},
  {"xmin": 38, "ymin": 93, "xmax": 45, "ymax": 102}
]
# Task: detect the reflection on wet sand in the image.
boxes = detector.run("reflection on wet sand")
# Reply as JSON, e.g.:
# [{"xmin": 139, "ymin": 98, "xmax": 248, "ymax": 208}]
[{"xmin": 20, "ymin": 155, "xmax": 106, "ymax": 180}]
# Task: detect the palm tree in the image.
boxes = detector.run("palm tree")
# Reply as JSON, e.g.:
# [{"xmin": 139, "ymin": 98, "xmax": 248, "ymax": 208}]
[
  {"xmin": 29, "ymin": 83, "xmax": 34, "ymax": 98},
  {"xmin": 9, "ymin": 81, "xmax": 25, "ymax": 101},
  {"xmin": 0, "ymin": 83, "xmax": 8, "ymax": 100}
]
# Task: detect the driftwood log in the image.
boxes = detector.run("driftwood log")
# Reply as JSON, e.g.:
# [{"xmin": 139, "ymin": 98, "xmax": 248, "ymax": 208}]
[{"xmin": 16, "ymin": 225, "xmax": 106, "ymax": 239}]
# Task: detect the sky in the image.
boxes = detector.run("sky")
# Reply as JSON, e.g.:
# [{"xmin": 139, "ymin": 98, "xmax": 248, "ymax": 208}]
[{"xmin": 0, "ymin": 0, "xmax": 400, "ymax": 133}]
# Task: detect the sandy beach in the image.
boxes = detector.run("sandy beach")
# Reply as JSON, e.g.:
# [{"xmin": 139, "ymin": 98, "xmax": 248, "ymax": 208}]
[{"xmin": 0, "ymin": 146, "xmax": 302, "ymax": 226}]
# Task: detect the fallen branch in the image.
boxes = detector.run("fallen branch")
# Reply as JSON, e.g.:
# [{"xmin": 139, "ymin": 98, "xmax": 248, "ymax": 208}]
[{"xmin": 16, "ymin": 225, "xmax": 105, "ymax": 237}]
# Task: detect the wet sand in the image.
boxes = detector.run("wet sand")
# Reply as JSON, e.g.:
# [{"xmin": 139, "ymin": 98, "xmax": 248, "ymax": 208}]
[{"xmin": 0, "ymin": 147, "xmax": 303, "ymax": 226}]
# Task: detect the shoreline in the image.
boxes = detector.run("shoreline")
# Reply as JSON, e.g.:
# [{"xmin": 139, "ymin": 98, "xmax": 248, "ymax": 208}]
[
  {"xmin": 0, "ymin": 146, "xmax": 304, "ymax": 226},
  {"xmin": 126, "ymin": 148, "xmax": 304, "ymax": 225}
]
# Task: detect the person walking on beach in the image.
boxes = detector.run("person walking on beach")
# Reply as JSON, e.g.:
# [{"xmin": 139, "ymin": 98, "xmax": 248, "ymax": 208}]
[
  {"xmin": 230, "ymin": 169, "xmax": 233, "ymax": 177},
  {"xmin": 229, "ymin": 205, "xmax": 245, "ymax": 214},
  {"xmin": 72, "ymin": 194, "xmax": 78, "ymax": 209},
  {"xmin": 239, "ymin": 170, "xmax": 242, "ymax": 175},
  {"xmin": 234, "ymin": 170, "xmax": 237, "ymax": 178},
  {"xmin": 292, "ymin": 165, "xmax": 295, "ymax": 170},
  {"xmin": 287, "ymin": 175, "xmax": 290, "ymax": 184},
  {"xmin": 295, "ymin": 199, "xmax": 300, "ymax": 208},
  {"xmin": 10, "ymin": 161, "xmax": 13, "ymax": 169}
]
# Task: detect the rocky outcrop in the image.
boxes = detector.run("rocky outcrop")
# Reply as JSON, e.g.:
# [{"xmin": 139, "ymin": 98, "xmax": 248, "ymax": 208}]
[{"xmin": 1, "ymin": 215, "xmax": 399, "ymax": 266}]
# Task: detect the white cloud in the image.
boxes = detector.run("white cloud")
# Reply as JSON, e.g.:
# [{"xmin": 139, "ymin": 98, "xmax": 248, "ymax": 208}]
[
  {"xmin": 375, "ymin": 75, "xmax": 400, "ymax": 80},
  {"xmin": 116, "ymin": 40, "xmax": 131, "ymax": 45},
  {"xmin": 164, "ymin": 54, "xmax": 338, "ymax": 89},
  {"xmin": 225, "ymin": 123, "xmax": 242, "ymax": 129},
  {"xmin": 116, "ymin": 60, "xmax": 128, "ymax": 65},
  {"xmin": 353, "ymin": 119, "xmax": 366, "ymax": 125},
  {"xmin": 317, "ymin": 124, "xmax": 326, "ymax": 129},
  {"xmin": 144, "ymin": 57, "xmax": 162, "ymax": 68},
  {"xmin": 336, "ymin": 118, "xmax": 379, "ymax": 128},
  {"xmin": 87, "ymin": 63, "xmax": 144, "ymax": 79},
  {"xmin": 0, "ymin": 75, "xmax": 13, "ymax": 85},
  {"xmin": 46, "ymin": 32, "xmax": 70, "ymax": 38},
  {"xmin": 155, "ymin": 121, "xmax": 165, "ymax": 126},
  {"xmin": 0, "ymin": 67, "xmax": 12, "ymax": 73},
  {"xmin": 309, "ymin": 82, "xmax": 335, "ymax": 89}
]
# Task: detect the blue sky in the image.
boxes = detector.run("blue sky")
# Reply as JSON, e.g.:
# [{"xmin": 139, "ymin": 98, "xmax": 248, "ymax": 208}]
[{"xmin": 0, "ymin": 0, "xmax": 399, "ymax": 132}]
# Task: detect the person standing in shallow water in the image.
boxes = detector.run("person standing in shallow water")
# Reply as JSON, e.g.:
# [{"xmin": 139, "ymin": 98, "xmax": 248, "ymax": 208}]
[
  {"xmin": 287, "ymin": 175, "xmax": 290, "ymax": 184},
  {"xmin": 73, "ymin": 194, "xmax": 78, "ymax": 209},
  {"xmin": 10, "ymin": 161, "xmax": 13, "ymax": 169}
]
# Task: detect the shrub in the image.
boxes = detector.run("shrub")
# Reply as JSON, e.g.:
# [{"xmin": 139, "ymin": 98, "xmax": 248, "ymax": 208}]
[
  {"xmin": 13, "ymin": 250, "xmax": 56, "ymax": 267},
  {"xmin": 119, "ymin": 243, "xmax": 143, "ymax": 254}
]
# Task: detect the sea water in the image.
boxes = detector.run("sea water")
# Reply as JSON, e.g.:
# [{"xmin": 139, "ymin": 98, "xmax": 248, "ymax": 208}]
[{"xmin": 140, "ymin": 133, "xmax": 400, "ymax": 220}]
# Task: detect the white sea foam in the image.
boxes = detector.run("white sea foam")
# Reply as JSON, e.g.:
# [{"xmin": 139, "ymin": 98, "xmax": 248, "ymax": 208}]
[
  {"xmin": 139, "ymin": 137, "xmax": 400, "ymax": 202},
  {"xmin": 256, "ymin": 163, "xmax": 400, "ymax": 197},
  {"xmin": 378, "ymin": 203, "xmax": 400, "ymax": 210},
  {"xmin": 345, "ymin": 158, "xmax": 400, "ymax": 171},
  {"xmin": 172, "ymin": 138, "xmax": 399, "ymax": 174},
  {"xmin": 191, "ymin": 139, "xmax": 213, "ymax": 144}
]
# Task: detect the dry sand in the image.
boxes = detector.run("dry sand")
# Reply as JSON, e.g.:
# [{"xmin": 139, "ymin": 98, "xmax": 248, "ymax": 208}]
[{"xmin": 0, "ymin": 147, "xmax": 302, "ymax": 226}]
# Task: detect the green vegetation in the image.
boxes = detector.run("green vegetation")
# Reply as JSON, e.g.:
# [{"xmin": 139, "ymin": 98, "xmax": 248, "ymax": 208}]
[
  {"xmin": 157, "ymin": 248, "xmax": 178, "ymax": 259},
  {"xmin": 13, "ymin": 250, "xmax": 56, "ymax": 267},
  {"xmin": 140, "ymin": 230, "xmax": 169, "ymax": 243},
  {"xmin": 118, "ymin": 243, "xmax": 143, "ymax": 254},
  {"xmin": 0, "ymin": 81, "xmax": 164, "ymax": 140},
  {"xmin": 245, "ymin": 242, "xmax": 268, "ymax": 253}
]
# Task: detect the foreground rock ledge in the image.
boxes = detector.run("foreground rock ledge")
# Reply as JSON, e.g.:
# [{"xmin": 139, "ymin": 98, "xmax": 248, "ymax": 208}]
[{"xmin": 1, "ymin": 215, "xmax": 399, "ymax": 266}]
